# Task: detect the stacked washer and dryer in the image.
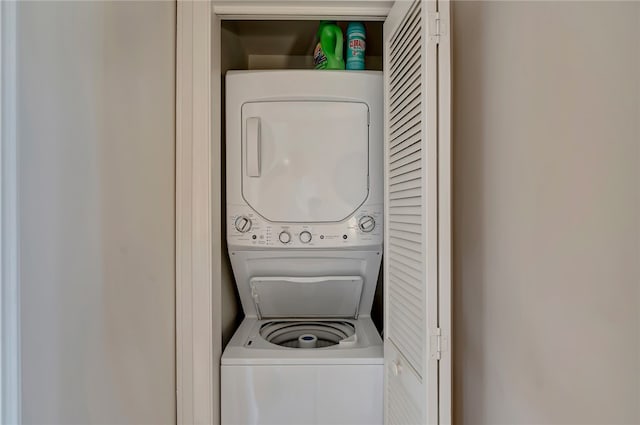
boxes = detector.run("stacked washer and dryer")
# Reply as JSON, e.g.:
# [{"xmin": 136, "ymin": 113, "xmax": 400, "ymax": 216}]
[{"xmin": 222, "ymin": 70, "xmax": 384, "ymax": 425}]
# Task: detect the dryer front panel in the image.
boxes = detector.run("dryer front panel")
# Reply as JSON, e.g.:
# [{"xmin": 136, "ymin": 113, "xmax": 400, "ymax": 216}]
[{"xmin": 241, "ymin": 101, "xmax": 369, "ymax": 223}]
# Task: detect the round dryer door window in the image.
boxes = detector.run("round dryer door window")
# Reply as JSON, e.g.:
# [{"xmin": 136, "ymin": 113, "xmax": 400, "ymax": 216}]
[{"xmin": 241, "ymin": 101, "xmax": 369, "ymax": 223}]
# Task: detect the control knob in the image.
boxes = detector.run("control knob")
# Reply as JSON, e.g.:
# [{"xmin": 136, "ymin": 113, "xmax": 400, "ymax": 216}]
[
  {"xmin": 234, "ymin": 216, "xmax": 252, "ymax": 233},
  {"xmin": 358, "ymin": 215, "xmax": 376, "ymax": 233},
  {"xmin": 299, "ymin": 231, "xmax": 312, "ymax": 244},
  {"xmin": 279, "ymin": 231, "xmax": 291, "ymax": 244}
]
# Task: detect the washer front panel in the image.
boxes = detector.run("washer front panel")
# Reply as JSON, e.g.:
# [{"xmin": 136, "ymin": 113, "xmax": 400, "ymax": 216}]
[{"xmin": 227, "ymin": 203, "xmax": 382, "ymax": 249}]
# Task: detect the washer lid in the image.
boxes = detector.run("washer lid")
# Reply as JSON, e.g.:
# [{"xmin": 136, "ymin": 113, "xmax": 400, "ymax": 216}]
[
  {"xmin": 249, "ymin": 276, "xmax": 364, "ymax": 319},
  {"xmin": 241, "ymin": 101, "xmax": 369, "ymax": 223}
]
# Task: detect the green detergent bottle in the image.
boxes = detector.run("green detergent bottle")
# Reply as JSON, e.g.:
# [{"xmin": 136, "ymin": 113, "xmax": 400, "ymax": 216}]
[{"xmin": 313, "ymin": 21, "xmax": 345, "ymax": 70}]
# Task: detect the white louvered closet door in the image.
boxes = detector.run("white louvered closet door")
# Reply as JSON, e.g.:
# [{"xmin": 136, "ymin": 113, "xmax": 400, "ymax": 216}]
[{"xmin": 383, "ymin": 0, "xmax": 451, "ymax": 424}]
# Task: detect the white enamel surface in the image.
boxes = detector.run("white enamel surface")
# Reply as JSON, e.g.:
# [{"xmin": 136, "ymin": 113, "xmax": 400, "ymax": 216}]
[
  {"xmin": 223, "ymin": 70, "xmax": 384, "ymax": 425},
  {"xmin": 242, "ymin": 101, "xmax": 369, "ymax": 223},
  {"xmin": 227, "ymin": 70, "xmax": 384, "ymax": 319},
  {"xmin": 221, "ymin": 318, "xmax": 383, "ymax": 424},
  {"xmin": 226, "ymin": 71, "xmax": 384, "ymax": 251},
  {"xmin": 249, "ymin": 276, "xmax": 364, "ymax": 319},
  {"xmin": 227, "ymin": 203, "xmax": 382, "ymax": 249},
  {"xmin": 226, "ymin": 70, "xmax": 384, "ymax": 247},
  {"xmin": 222, "ymin": 317, "xmax": 383, "ymax": 364},
  {"xmin": 222, "ymin": 364, "xmax": 383, "ymax": 425},
  {"xmin": 229, "ymin": 249, "xmax": 381, "ymax": 319}
]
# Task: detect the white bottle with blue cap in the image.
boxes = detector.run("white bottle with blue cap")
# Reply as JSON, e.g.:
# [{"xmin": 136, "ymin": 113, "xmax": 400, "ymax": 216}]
[{"xmin": 346, "ymin": 22, "xmax": 366, "ymax": 70}]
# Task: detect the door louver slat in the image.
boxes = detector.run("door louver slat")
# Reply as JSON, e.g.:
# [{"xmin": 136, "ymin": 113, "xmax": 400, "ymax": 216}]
[
  {"xmin": 391, "ymin": 273, "xmax": 420, "ymax": 302},
  {"xmin": 389, "ymin": 198, "xmax": 420, "ymax": 209},
  {"xmin": 388, "ymin": 366, "xmax": 422, "ymax": 425},
  {"xmin": 388, "ymin": 310, "xmax": 421, "ymax": 372},
  {"xmin": 389, "ymin": 162, "xmax": 421, "ymax": 182},
  {"xmin": 390, "ymin": 54, "xmax": 422, "ymax": 93},
  {"xmin": 390, "ymin": 115, "xmax": 421, "ymax": 142},
  {"xmin": 389, "ymin": 221, "xmax": 421, "ymax": 233},
  {"xmin": 390, "ymin": 136, "xmax": 421, "ymax": 155},
  {"xmin": 389, "ymin": 214, "xmax": 422, "ymax": 225},
  {"xmin": 390, "ymin": 130, "xmax": 420, "ymax": 152},
  {"xmin": 390, "ymin": 70, "xmax": 421, "ymax": 105},
  {"xmin": 389, "ymin": 144, "xmax": 422, "ymax": 165},
  {"xmin": 388, "ymin": 247, "xmax": 422, "ymax": 280},
  {"xmin": 389, "ymin": 306, "xmax": 422, "ymax": 346},
  {"xmin": 388, "ymin": 227, "xmax": 422, "ymax": 244},
  {"xmin": 388, "ymin": 266, "xmax": 422, "ymax": 292},
  {"xmin": 390, "ymin": 56, "xmax": 421, "ymax": 97},
  {"xmin": 390, "ymin": 29, "xmax": 422, "ymax": 70},
  {"xmin": 390, "ymin": 98, "xmax": 421, "ymax": 130},
  {"xmin": 389, "ymin": 166, "xmax": 421, "ymax": 182},
  {"xmin": 389, "ymin": 238, "xmax": 421, "ymax": 256},
  {"xmin": 389, "ymin": 237, "xmax": 422, "ymax": 255},
  {"xmin": 389, "ymin": 1, "xmax": 422, "ymax": 45},
  {"xmin": 394, "ymin": 121, "xmax": 422, "ymax": 146},
  {"xmin": 389, "ymin": 254, "xmax": 422, "ymax": 276},
  {"xmin": 389, "ymin": 9, "xmax": 420, "ymax": 61},
  {"xmin": 390, "ymin": 169, "xmax": 421, "ymax": 185},
  {"xmin": 389, "ymin": 287, "xmax": 422, "ymax": 317},
  {"xmin": 390, "ymin": 153, "xmax": 421, "ymax": 173},
  {"xmin": 390, "ymin": 90, "xmax": 421, "ymax": 125},
  {"xmin": 390, "ymin": 45, "xmax": 422, "ymax": 86},
  {"xmin": 389, "ymin": 177, "xmax": 421, "ymax": 193},
  {"xmin": 389, "ymin": 104, "xmax": 421, "ymax": 135},
  {"xmin": 389, "ymin": 186, "xmax": 422, "ymax": 200},
  {"xmin": 389, "ymin": 244, "xmax": 422, "ymax": 267},
  {"xmin": 388, "ymin": 205, "xmax": 421, "ymax": 215},
  {"xmin": 390, "ymin": 42, "xmax": 421, "ymax": 82}
]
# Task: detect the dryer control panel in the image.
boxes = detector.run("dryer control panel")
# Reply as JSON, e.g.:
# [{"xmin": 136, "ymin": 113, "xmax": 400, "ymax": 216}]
[{"xmin": 227, "ymin": 204, "xmax": 383, "ymax": 249}]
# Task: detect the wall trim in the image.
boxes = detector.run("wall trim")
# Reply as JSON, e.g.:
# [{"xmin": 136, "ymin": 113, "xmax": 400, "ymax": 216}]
[
  {"xmin": 212, "ymin": 1, "xmax": 392, "ymax": 20},
  {"xmin": 0, "ymin": 1, "xmax": 21, "ymax": 423},
  {"xmin": 437, "ymin": 1, "xmax": 452, "ymax": 424},
  {"xmin": 176, "ymin": 0, "xmax": 216, "ymax": 423}
]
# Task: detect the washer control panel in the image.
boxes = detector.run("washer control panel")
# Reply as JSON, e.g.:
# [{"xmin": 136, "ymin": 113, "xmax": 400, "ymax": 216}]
[{"xmin": 227, "ymin": 204, "xmax": 383, "ymax": 248}]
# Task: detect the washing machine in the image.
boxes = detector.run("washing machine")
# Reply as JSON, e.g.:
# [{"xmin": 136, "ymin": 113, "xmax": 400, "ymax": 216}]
[{"xmin": 223, "ymin": 70, "xmax": 383, "ymax": 425}]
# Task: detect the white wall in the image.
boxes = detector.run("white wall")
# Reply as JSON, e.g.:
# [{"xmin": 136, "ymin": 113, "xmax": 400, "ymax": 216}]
[
  {"xmin": 17, "ymin": 2, "xmax": 176, "ymax": 423},
  {"xmin": 452, "ymin": 1, "xmax": 640, "ymax": 424}
]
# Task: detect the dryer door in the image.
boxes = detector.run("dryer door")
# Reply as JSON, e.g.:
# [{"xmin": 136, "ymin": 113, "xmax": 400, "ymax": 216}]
[{"xmin": 241, "ymin": 101, "xmax": 369, "ymax": 223}]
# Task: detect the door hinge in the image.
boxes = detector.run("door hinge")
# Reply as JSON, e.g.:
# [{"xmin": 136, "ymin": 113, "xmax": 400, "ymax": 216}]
[
  {"xmin": 428, "ymin": 12, "xmax": 442, "ymax": 44},
  {"xmin": 430, "ymin": 328, "xmax": 445, "ymax": 360}
]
